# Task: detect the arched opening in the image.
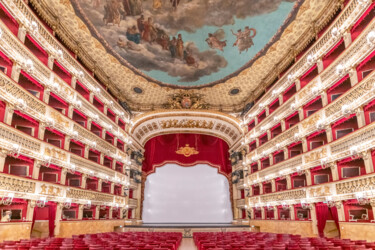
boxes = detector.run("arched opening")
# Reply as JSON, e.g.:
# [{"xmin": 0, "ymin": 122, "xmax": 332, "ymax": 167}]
[{"xmin": 141, "ymin": 134, "xmax": 233, "ymax": 223}]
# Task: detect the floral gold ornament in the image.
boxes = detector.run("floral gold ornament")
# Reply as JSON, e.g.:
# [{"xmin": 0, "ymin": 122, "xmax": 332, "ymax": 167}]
[{"xmin": 176, "ymin": 144, "xmax": 199, "ymax": 157}]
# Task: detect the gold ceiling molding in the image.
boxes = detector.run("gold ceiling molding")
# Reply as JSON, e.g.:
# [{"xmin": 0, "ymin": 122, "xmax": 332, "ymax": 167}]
[
  {"xmin": 29, "ymin": 0, "xmax": 340, "ymax": 113},
  {"xmin": 130, "ymin": 110, "xmax": 243, "ymax": 147}
]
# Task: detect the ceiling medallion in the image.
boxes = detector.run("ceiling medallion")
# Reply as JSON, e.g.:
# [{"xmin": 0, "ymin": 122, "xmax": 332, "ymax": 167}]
[
  {"xmin": 229, "ymin": 88, "xmax": 241, "ymax": 95},
  {"xmin": 133, "ymin": 87, "xmax": 143, "ymax": 94},
  {"xmin": 176, "ymin": 144, "xmax": 199, "ymax": 157},
  {"xmin": 163, "ymin": 92, "xmax": 209, "ymax": 109}
]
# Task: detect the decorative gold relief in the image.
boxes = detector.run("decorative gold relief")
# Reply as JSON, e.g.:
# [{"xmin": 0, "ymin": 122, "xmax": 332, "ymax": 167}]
[
  {"xmin": 304, "ymin": 148, "xmax": 327, "ymax": 163},
  {"xmin": 44, "ymin": 147, "xmax": 67, "ymax": 162},
  {"xmin": 160, "ymin": 119, "xmax": 214, "ymax": 129},
  {"xmin": 163, "ymin": 92, "xmax": 209, "ymax": 110},
  {"xmin": 176, "ymin": 144, "xmax": 199, "ymax": 157},
  {"xmin": 309, "ymin": 186, "xmax": 331, "ymax": 198},
  {"xmin": 39, "ymin": 184, "xmax": 63, "ymax": 196}
]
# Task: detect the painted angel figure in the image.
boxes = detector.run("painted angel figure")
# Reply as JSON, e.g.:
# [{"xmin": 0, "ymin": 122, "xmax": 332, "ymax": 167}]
[
  {"xmin": 205, "ymin": 29, "xmax": 227, "ymax": 52},
  {"xmin": 231, "ymin": 26, "xmax": 256, "ymax": 54}
]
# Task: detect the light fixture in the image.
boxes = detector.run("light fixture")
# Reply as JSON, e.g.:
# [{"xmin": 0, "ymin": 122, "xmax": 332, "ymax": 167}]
[
  {"xmin": 281, "ymin": 202, "xmax": 289, "ymax": 210},
  {"xmin": 301, "ymin": 200, "xmax": 311, "ymax": 209},
  {"xmin": 69, "ymin": 164, "xmax": 76, "ymax": 174},
  {"xmin": 306, "ymin": 54, "xmax": 315, "ymax": 65},
  {"xmin": 11, "ymin": 143, "xmax": 21, "ymax": 157},
  {"xmin": 30, "ymin": 21, "xmax": 38, "ymax": 33},
  {"xmin": 316, "ymin": 119, "xmax": 325, "ymax": 130},
  {"xmin": 335, "ymin": 64, "xmax": 345, "ymax": 76},
  {"xmin": 57, "ymin": 49, "xmax": 63, "ymax": 59},
  {"xmin": 1, "ymin": 193, "xmax": 14, "ymax": 205},
  {"xmin": 331, "ymin": 27, "xmax": 340, "ymax": 38},
  {"xmin": 16, "ymin": 98, "xmax": 27, "ymax": 110},
  {"xmin": 0, "ymin": 28, "xmax": 3, "ymax": 39},
  {"xmin": 25, "ymin": 59, "xmax": 34, "ymax": 73},
  {"xmin": 36, "ymin": 197, "xmax": 47, "ymax": 208},
  {"xmin": 83, "ymin": 200, "xmax": 91, "ymax": 209},
  {"xmin": 341, "ymin": 104, "xmax": 352, "ymax": 118},
  {"xmin": 287, "ymin": 74, "xmax": 294, "ymax": 83},
  {"xmin": 294, "ymin": 132, "xmax": 300, "ymax": 141},
  {"xmin": 367, "ymin": 31, "xmax": 375, "ymax": 45},
  {"xmin": 355, "ymin": 192, "xmax": 370, "ymax": 205},
  {"xmin": 63, "ymin": 198, "xmax": 72, "ymax": 209},
  {"xmin": 349, "ymin": 145, "xmax": 359, "ymax": 158},
  {"xmin": 290, "ymin": 102, "xmax": 296, "ymax": 111}
]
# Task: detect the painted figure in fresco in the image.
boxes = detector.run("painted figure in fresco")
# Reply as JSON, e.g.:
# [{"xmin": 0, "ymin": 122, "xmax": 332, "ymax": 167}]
[
  {"xmin": 176, "ymin": 34, "xmax": 184, "ymax": 59},
  {"xmin": 129, "ymin": 0, "xmax": 143, "ymax": 16},
  {"xmin": 92, "ymin": 0, "xmax": 101, "ymax": 8},
  {"xmin": 103, "ymin": 0, "xmax": 122, "ymax": 26},
  {"xmin": 184, "ymin": 47, "xmax": 198, "ymax": 67},
  {"xmin": 169, "ymin": 37, "xmax": 177, "ymax": 58},
  {"xmin": 206, "ymin": 33, "xmax": 227, "ymax": 52},
  {"xmin": 142, "ymin": 17, "xmax": 157, "ymax": 43},
  {"xmin": 153, "ymin": 0, "xmax": 162, "ymax": 9},
  {"xmin": 122, "ymin": 0, "xmax": 132, "ymax": 16},
  {"xmin": 231, "ymin": 27, "xmax": 256, "ymax": 54},
  {"xmin": 137, "ymin": 15, "xmax": 145, "ymax": 36},
  {"xmin": 126, "ymin": 25, "xmax": 141, "ymax": 44},
  {"xmin": 170, "ymin": 0, "xmax": 180, "ymax": 10}
]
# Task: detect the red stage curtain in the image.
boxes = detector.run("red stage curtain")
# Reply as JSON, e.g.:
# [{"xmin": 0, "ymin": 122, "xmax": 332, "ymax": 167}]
[
  {"xmin": 48, "ymin": 203, "xmax": 57, "ymax": 237},
  {"xmin": 316, "ymin": 203, "xmax": 329, "ymax": 237},
  {"xmin": 140, "ymin": 134, "xmax": 233, "ymax": 219},
  {"xmin": 330, "ymin": 206, "xmax": 340, "ymax": 237},
  {"xmin": 142, "ymin": 134, "xmax": 232, "ymax": 176}
]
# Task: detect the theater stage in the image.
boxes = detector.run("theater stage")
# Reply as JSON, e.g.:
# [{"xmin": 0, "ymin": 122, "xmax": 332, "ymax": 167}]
[{"xmin": 116, "ymin": 223, "xmax": 253, "ymax": 238}]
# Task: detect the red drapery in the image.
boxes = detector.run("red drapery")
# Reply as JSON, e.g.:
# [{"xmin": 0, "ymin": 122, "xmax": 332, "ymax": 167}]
[
  {"xmin": 316, "ymin": 203, "xmax": 341, "ymax": 237},
  {"xmin": 330, "ymin": 206, "xmax": 340, "ymax": 237},
  {"xmin": 48, "ymin": 203, "xmax": 57, "ymax": 237},
  {"xmin": 141, "ymin": 134, "xmax": 233, "ymax": 219},
  {"xmin": 316, "ymin": 203, "xmax": 329, "ymax": 237},
  {"xmin": 142, "ymin": 134, "xmax": 232, "ymax": 176}
]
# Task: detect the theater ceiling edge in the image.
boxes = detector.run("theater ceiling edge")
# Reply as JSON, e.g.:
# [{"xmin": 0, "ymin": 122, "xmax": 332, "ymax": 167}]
[{"xmin": 31, "ymin": 0, "xmax": 340, "ymax": 113}]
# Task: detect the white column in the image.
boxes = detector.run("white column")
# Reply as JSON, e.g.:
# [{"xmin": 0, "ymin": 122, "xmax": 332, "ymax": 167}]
[
  {"xmin": 362, "ymin": 150, "xmax": 374, "ymax": 174},
  {"xmin": 317, "ymin": 58, "xmax": 324, "ymax": 73},
  {"xmin": 17, "ymin": 26, "xmax": 27, "ymax": 43},
  {"xmin": 95, "ymin": 206, "xmax": 100, "ymax": 220},
  {"xmin": 329, "ymin": 162, "xmax": 339, "ymax": 181},
  {"xmin": 54, "ymin": 203, "xmax": 63, "ymax": 236},
  {"xmin": 78, "ymin": 205, "xmax": 83, "ymax": 220},
  {"xmin": 4, "ymin": 105, "xmax": 14, "ymax": 125},
  {"xmin": 356, "ymin": 107, "xmax": 366, "ymax": 129},
  {"xmin": 60, "ymin": 169, "xmax": 67, "ymax": 185},
  {"xmin": 38, "ymin": 123, "xmax": 46, "ymax": 140},
  {"xmin": 98, "ymin": 179, "xmax": 103, "ymax": 192},
  {"xmin": 81, "ymin": 174, "xmax": 87, "ymax": 189},
  {"xmin": 43, "ymin": 89, "xmax": 51, "ymax": 104},
  {"xmin": 0, "ymin": 150, "xmax": 9, "ymax": 172},
  {"xmin": 286, "ymin": 175, "xmax": 292, "ymax": 190},
  {"xmin": 305, "ymin": 169, "xmax": 312, "ymax": 186},
  {"xmin": 32, "ymin": 160, "xmax": 42, "ymax": 179}
]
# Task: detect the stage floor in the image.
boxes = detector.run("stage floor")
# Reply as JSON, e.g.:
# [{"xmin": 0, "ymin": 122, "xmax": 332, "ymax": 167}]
[
  {"xmin": 129, "ymin": 223, "xmax": 248, "ymax": 228},
  {"xmin": 118, "ymin": 223, "xmax": 252, "ymax": 237}
]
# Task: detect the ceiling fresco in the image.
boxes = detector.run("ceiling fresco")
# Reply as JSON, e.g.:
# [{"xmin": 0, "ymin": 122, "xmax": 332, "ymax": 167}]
[{"xmin": 72, "ymin": 0, "xmax": 297, "ymax": 87}]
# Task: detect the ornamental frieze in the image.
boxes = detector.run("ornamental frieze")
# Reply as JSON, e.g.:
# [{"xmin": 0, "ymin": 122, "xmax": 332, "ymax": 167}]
[
  {"xmin": 0, "ymin": 174, "xmax": 36, "ymax": 193},
  {"xmin": 44, "ymin": 147, "xmax": 67, "ymax": 162},
  {"xmin": 0, "ymin": 124, "xmax": 41, "ymax": 152},
  {"xmin": 336, "ymin": 175, "xmax": 375, "ymax": 195},
  {"xmin": 0, "ymin": 76, "xmax": 46, "ymax": 115},
  {"xmin": 160, "ymin": 119, "xmax": 214, "ymax": 129},
  {"xmin": 66, "ymin": 188, "xmax": 114, "ymax": 203},
  {"xmin": 304, "ymin": 148, "xmax": 327, "ymax": 164},
  {"xmin": 260, "ymin": 189, "xmax": 306, "ymax": 203}
]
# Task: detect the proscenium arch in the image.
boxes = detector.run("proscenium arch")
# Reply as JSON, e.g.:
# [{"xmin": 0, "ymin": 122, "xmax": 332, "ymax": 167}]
[
  {"xmin": 130, "ymin": 110, "xmax": 243, "ymax": 148},
  {"xmin": 139, "ymin": 133, "xmax": 235, "ymax": 219}
]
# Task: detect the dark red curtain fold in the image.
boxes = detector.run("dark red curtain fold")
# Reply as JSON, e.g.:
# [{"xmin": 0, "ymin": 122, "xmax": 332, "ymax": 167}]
[
  {"xmin": 329, "ymin": 206, "xmax": 340, "ymax": 237},
  {"xmin": 48, "ymin": 203, "xmax": 57, "ymax": 237},
  {"xmin": 316, "ymin": 203, "xmax": 329, "ymax": 237},
  {"xmin": 31, "ymin": 207, "xmax": 37, "ymax": 233},
  {"xmin": 142, "ymin": 134, "xmax": 232, "ymax": 176}
]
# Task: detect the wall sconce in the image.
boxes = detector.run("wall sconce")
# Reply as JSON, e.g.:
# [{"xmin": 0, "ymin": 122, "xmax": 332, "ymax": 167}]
[
  {"xmin": 320, "ymin": 157, "xmax": 328, "ymax": 169},
  {"xmin": 367, "ymin": 31, "xmax": 375, "ymax": 46},
  {"xmin": 281, "ymin": 202, "xmax": 289, "ymax": 210},
  {"xmin": 83, "ymin": 200, "xmax": 91, "ymax": 209},
  {"xmin": 341, "ymin": 104, "xmax": 353, "ymax": 118},
  {"xmin": 288, "ymin": 74, "xmax": 295, "ymax": 83},
  {"xmin": 349, "ymin": 145, "xmax": 359, "ymax": 158},
  {"xmin": 11, "ymin": 143, "xmax": 21, "ymax": 157},
  {"xmin": 301, "ymin": 200, "xmax": 311, "ymax": 209},
  {"xmin": 24, "ymin": 59, "xmax": 34, "ymax": 73},
  {"xmin": 331, "ymin": 27, "xmax": 341, "ymax": 39},
  {"xmin": 16, "ymin": 98, "xmax": 27, "ymax": 111},
  {"xmin": 68, "ymin": 164, "xmax": 76, "ymax": 174},
  {"xmin": 1, "ymin": 193, "xmax": 14, "ymax": 205},
  {"xmin": 335, "ymin": 64, "xmax": 346, "ymax": 76},
  {"xmin": 100, "ymin": 205, "xmax": 106, "ymax": 210},
  {"xmin": 36, "ymin": 197, "xmax": 47, "ymax": 208},
  {"xmin": 63, "ymin": 198, "xmax": 72, "ymax": 209},
  {"xmin": 306, "ymin": 54, "xmax": 316, "ymax": 65},
  {"xmin": 355, "ymin": 192, "xmax": 370, "ymax": 205},
  {"xmin": 266, "ymin": 203, "xmax": 274, "ymax": 211},
  {"xmin": 42, "ymin": 155, "xmax": 52, "ymax": 168}
]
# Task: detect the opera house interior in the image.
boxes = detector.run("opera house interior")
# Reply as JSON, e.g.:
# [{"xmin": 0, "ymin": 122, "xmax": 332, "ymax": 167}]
[{"xmin": 1, "ymin": 0, "xmax": 375, "ymax": 249}]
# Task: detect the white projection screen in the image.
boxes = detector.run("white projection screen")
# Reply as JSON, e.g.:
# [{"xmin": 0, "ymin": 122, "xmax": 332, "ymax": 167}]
[{"xmin": 142, "ymin": 163, "xmax": 233, "ymax": 223}]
